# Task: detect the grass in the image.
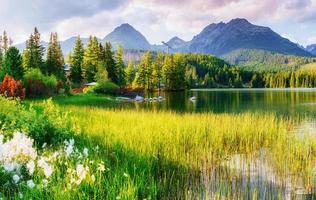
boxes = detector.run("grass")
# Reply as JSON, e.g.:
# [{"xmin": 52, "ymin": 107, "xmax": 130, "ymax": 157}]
[
  {"xmin": 5, "ymin": 93, "xmax": 316, "ymax": 199},
  {"xmin": 47, "ymin": 94, "xmax": 316, "ymax": 199}
]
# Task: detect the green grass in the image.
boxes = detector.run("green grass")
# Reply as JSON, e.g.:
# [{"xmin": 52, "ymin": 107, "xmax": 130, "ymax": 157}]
[
  {"xmin": 48, "ymin": 94, "xmax": 316, "ymax": 199},
  {"xmin": 4, "ymin": 94, "xmax": 316, "ymax": 199}
]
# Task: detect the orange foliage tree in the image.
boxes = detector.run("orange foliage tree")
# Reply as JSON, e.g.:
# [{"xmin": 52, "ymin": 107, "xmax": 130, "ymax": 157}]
[{"xmin": 0, "ymin": 75, "xmax": 26, "ymax": 99}]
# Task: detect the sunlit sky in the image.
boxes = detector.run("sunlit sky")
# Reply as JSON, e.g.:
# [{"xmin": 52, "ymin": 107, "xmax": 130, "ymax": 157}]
[{"xmin": 1, "ymin": 0, "xmax": 316, "ymax": 46}]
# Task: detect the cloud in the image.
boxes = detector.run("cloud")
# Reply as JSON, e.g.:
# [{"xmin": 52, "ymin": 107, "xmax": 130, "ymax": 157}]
[{"xmin": 0, "ymin": 0, "xmax": 316, "ymax": 46}]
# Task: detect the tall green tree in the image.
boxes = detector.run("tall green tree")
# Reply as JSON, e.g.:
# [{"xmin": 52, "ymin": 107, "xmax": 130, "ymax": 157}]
[
  {"xmin": 24, "ymin": 27, "xmax": 45, "ymax": 71},
  {"xmin": 83, "ymin": 36, "xmax": 100, "ymax": 82},
  {"xmin": 125, "ymin": 61, "xmax": 135, "ymax": 87},
  {"xmin": 0, "ymin": 47, "xmax": 23, "ymax": 80},
  {"xmin": 134, "ymin": 52, "xmax": 152, "ymax": 89},
  {"xmin": 115, "ymin": 46, "xmax": 126, "ymax": 88},
  {"xmin": 46, "ymin": 32, "xmax": 64, "ymax": 79},
  {"xmin": 69, "ymin": 36, "xmax": 84, "ymax": 84},
  {"xmin": 104, "ymin": 42, "xmax": 117, "ymax": 84}
]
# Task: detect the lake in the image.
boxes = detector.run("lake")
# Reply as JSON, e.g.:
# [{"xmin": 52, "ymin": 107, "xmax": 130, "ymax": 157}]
[{"xmin": 119, "ymin": 88, "xmax": 316, "ymax": 117}]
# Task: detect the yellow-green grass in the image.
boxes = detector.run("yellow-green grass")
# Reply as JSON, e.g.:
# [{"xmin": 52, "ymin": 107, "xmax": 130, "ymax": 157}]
[
  {"xmin": 59, "ymin": 104, "xmax": 316, "ymax": 198},
  {"xmin": 299, "ymin": 62, "xmax": 316, "ymax": 72}
]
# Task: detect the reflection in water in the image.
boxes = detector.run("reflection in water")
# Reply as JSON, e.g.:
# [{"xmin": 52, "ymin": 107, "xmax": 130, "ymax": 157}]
[{"xmin": 116, "ymin": 89, "xmax": 316, "ymax": 118}]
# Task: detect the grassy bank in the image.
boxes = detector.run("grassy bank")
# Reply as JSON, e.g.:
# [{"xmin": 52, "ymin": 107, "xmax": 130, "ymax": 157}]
[
  {"xmin": 2, "ymin": 94, "xmax": 316, "ymax": 199},
  {"xmin": 56, "ymin": 96, "xmax": 316, "ymax": 199}
]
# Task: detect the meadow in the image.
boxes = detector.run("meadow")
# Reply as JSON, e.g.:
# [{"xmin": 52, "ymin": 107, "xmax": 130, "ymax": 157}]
[{"xmin": 1, "ymin": 94, "xmax": 316, "ymax": 199}]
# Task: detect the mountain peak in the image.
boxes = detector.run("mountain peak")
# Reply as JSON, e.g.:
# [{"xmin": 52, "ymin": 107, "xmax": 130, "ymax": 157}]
[
  {"xmin": 228, "ymin": 18, "xmax": 250, "ymax": 24},
  {"xmin": 168, "ymin": 36, "xmax": 185, "ymax": 43},
  {"xmin": 104, "ymin": 23, "xmax": 151, "ymax": 50}
]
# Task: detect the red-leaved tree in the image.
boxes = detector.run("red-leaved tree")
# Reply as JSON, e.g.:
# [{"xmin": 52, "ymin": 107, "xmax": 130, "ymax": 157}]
[{"xmin": 0, "ymin": 75, "xmax": 26, "ymax": 99}]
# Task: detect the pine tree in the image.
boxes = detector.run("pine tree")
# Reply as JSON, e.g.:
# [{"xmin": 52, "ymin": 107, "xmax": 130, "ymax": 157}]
[
  {"xmin": 125, "ymin": 62, "xmax": 135, "ymax": 87},
  {"xmin": 24, "ymin": 27, "xmax": 45, "ymax": 71},
  {"xmin": 134, "ymin": 52, "xmax": 152, "ymax": 89},
  {"xmin": 0, "ymin": 36, "xmax": 3, "ymax": 69},
  {"xmin": 2, "ymin": 31, "xmax": 9, "ymax": 53},
  {"xmin": 104, "ymin": 42, "xmax": 117, "ymax": 83},
  {"xmin": 0, "ymin": 47, "xmax": 24, "ymax": 81},
  {"xmin": 46, "ymin": 32, "xmax": 64, "ymax": 79},
  {"xmin": 70, "ymin": 36, "xmax": 84, "ymax": 84},
  {"xmin": 83, "ymin": 36, "xmax": 100, "ymax": 82},
  {"xmin": 115, "ymin": 46, "xmax": 126, "ymax": 88}
]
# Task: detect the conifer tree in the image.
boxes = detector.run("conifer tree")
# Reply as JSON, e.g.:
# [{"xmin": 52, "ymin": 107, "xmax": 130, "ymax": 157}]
[
  {"xmin": 70, "ymin": 36, "xmax": 84, "ymax": 84},
  {"xmin": 115, "ymin": 46, "xmax": 126, "ymax": 88},
  {"xmin": 0, "ymin": 47, "xmax": 23, "ymax": 81},
  {"xmin": 104, "ymin": 42, "xmax": 117, "ymax": 83},
  {"xmin": 46, "ymin": 32, "xmax": 64, "ymax": 79},
  {"xmin": 134, "ymin": 52, "xmax": 152, "ymax": 89},
  {"xmin": 83, "ymin": 36, "xmax": 100, "ymax": 82},
  {"xmin": 24, "ymin": 27, "xmax": 45, "ymax": 71},
  {"xmin": 125, "ymin": 61, "xmax": 135, "ymax": 87}
]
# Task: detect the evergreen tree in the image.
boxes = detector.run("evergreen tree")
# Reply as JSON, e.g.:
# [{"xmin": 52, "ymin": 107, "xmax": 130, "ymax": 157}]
[
  {"xmin": 0, "ymin": 47, "xmax": 23, "ymax": 80},
  {"xmin": 104, "ymin": 42, "xmax": 117, "ymax": 83},
  {"xmin": 125, "ymin": 62, "xmax": 135, "ymax": 87},
  {"xmin": 46, "ymin": 32, "xmax": 64, "ymax": 79},
  {"xmin": 70, "ymin": 36, "xmax": 84, "ymax": 84},
  {"xmin": 83, "ymin": 36, "xmax": 100, "ymax": 82},
  {"xmin": 2, "ymin": 31, "xmax": 9, "ymax": 53},
  {"xmin": 115, "ymin": 46, "xmax": 126, "ymax": 88},
  {"xmin": 134, "ymin": 52, "xmax": 152, "ymax": 89},
  {"xmin": 24, "ymin": 27, "xmax": 45, "ymax": 71}
]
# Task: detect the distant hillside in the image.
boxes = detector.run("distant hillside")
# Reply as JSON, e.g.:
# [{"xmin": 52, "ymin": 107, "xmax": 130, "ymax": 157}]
[
  {"xmin": 223, "ymin": 49, "xmax": 316, "ymax": 72},
  {"xmin": 189, "ymin": 18, "xmax": 312, "ymax": 57},
  {"xmin": 103, "ymin": 23, "xmax": 151, "ymax": 50},
  {"xmin": 306, "ymin": 44, "xmax": 316, "ymax": 56}
]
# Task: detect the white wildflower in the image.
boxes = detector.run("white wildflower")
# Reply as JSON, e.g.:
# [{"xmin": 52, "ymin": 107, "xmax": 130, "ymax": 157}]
[
  {"xmin": 4, "ymin": 162, "xmax": 21, "ymax": 172},
  {"xmin": 97, "ymin": 163, "xmax": 105, "ymax": 172},
  {"xmin": 74, "ymin": 164, "xmax": 89, "ymax": 185},
  {"xmin": 64, "ymin": 139, "xmax": 75, "ymax": 157},
  {"xmin": 37, "ymin": 157, "xmax": 53, "ymax": 178},
  {"xmin": 27, "ymin": 180, "xmax": 35, "ymax": 189},
  {"xmin": 0, "ymin": 132, "xmax": 37, "ymax": 170},
  {"xmin": 123, "ymin": 173, "xmax": 129, "ymax": 178},
  {"xmin": 12, "ymin": 174, "xmax": 20, "ymax": 184},
  {"xmin": 83, "ymin": 148, "xmax": 89, "ymax": 157},
  {"xmin": 42, "ymin": 179, "xmax": 48, "ymax": 187},
  {"xmin": 26, "ymin": 160, "xmax": 35, "ymax": 175}
]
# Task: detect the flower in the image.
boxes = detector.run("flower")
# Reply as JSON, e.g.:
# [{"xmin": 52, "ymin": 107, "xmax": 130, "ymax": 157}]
[
  {"xmin": 37, "ymin": 157, "xmax": 53, "ymax": 178},
  {"xmin": 64, "ymin": 139, "xmax": 75, "ymax": 157},
  {"xmin": 83, "ymin": 148, "xmax": 89, "ymax": 157},
  {"xmin": 26, "ymin": 161, "xmax": 35, "ymax": 175},
  {"xmin": 27, "ymin": 180, "xmax": 35, "ymax": 189},
  {"xmin": 12, "ymin": 174, "xmax": 20, "ymax": 184},
  {"xmin": 97, "ymin": 163, "xmax": 105, "ymax": 172}
]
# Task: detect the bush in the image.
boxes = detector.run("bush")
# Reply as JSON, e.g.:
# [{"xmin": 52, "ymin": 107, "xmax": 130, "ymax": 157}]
[
  {"xmin": 0, "ymin": 96, "xmax": 75, "ymax": 146},
  {"xmin": 94, "ymin": 80, "xmax": 119, "ymax": 94},
  {"xmin": 83, "ymin": 86, "xmax": 96, "ymax": 94},
  {"xmin": 0, "ymin": 75, "xmax": 25, "ymax": 99},
  {"xmin": 24, "ymin": 69, "xmax": 57, "ymax": 97}
]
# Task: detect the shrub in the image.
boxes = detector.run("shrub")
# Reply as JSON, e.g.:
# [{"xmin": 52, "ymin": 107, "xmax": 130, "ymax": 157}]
[
  {"xmin": 24, "ymin": 69, "xmax": 57, "ymax": 97},
  {"xmin": 83, "ymin": 86, "xmax": 96, "ymax": 94},
  {"xmin": 0, "ymin": 75, "xmax": 26, "ymax": 99},
  {"xmin": 0, "ymin": 96, "xmax": 75, "ymax": 146},
  {"xmin": 94, "ymin": 80, "xmax": 119, "ymax": 94}
]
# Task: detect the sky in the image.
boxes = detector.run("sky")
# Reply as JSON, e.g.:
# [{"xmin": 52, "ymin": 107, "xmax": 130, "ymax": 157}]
[{"xmin": 1, "ymin": 0, "xmax": 316, "ymax": 47}]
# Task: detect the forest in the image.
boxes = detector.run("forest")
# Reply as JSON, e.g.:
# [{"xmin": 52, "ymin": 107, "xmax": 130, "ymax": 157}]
[{"xmin": 1, "ymin": 28, "xmax": 316, "ymax": 99}]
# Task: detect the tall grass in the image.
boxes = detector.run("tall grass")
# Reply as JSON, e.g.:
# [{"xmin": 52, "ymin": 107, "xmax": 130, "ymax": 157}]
[{"xmin": 61, "ymin": 104, "xmax": 316, "ymax": 199}]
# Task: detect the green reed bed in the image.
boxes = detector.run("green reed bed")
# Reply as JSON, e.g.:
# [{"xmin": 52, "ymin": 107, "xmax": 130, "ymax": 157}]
[{"xmin": 61, "ymin": 104, "xmax": 316, "ymax": 199}]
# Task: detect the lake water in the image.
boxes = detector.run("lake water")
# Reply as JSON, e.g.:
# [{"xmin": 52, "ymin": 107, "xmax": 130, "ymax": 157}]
[{"xmin": 123, "ymin": 88, "xmax": 316, "ymax": 118}]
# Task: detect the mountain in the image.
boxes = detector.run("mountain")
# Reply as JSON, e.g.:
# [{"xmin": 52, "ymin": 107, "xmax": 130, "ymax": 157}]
[
  {"xmin": 103, "ymin": 23, "xmax": 151, "ymax": 50},
  {"xmin": 189, "ymin": 18, "xmax": 312, "ymax": 57},
  {"xmin": 166, "ymin": 37, "xmax": 186, "ymax": 49},
  {"xmin": 306, "ymin": 44, "xmax": 316, "ymax": 56}
]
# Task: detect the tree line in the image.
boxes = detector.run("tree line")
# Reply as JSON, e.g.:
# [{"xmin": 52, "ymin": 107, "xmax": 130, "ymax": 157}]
[{"xmin": 1, "ymin": 28, "xmax": 316, "ymax": 97}]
